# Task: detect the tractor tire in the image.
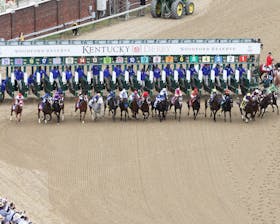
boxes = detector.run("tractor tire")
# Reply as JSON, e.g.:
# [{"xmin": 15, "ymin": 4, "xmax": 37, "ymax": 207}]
[
  {"xmin": 186, "ymin": 1, "xmax": 194, "ymax": 15},
  {"xmin": 171, "ymin": 0, "xmax": 184, "ymax": 19},
  {"xmin": 151, "ymin": 0, "xmax": 162, "ymax": 18}
]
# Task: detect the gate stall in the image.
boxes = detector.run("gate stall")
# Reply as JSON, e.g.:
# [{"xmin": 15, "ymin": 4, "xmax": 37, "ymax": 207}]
[{"xmin": 0, "ymin": 39, "xmax": 261, "ymax": 100}]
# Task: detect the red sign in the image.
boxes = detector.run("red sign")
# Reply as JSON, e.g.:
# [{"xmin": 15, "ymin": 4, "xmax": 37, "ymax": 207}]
[
  {"xmin": 239, "ymin": 56, "xmax": 247, "ymax": 62},
  {"xmin": 78, "ymin": 57, "xmax": 86, "ymax": 64}
]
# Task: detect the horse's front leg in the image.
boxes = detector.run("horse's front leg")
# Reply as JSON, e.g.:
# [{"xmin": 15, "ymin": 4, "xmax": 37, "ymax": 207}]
[
  {"xmin": 245, "ymin": 112, "xmax": 249, "ymax": 123},
  {"xmin": 224, "ymin": 111, "xmax": 226, "ymax": 122},
  {"xmin": 178, "ymin": 108, "xmax": 181, "ymax": 121},
  {"xmin": 38, "ymin": 109, "xmax": 41, "ymax": 123},
  {"xmin": 175, "ymin": 108, "xmax": 177, "ymax": 120},
  {"xmin": 213, "ymin": 111, "xmax": 217, "ymax": 122},
  {"xmin": 10, "ymin": 108, "xmax": 13, "ymax": 121}
]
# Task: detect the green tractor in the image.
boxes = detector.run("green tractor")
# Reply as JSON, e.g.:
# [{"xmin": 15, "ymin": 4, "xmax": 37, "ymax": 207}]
[{"xmin": 151, "ymin": 0, "xmax": 194, "ymax": 19}]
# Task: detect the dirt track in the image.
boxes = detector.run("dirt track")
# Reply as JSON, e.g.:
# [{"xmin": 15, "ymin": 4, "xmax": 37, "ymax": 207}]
[{"xmin": 1, "ymin": 0, "xmax": 280, "ymax": 224}]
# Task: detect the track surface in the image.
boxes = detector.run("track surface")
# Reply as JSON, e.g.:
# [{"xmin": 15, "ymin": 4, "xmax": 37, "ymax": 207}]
[{"xmin": 1, "ymin": 0, "xmax": 280, "ymax": 224}]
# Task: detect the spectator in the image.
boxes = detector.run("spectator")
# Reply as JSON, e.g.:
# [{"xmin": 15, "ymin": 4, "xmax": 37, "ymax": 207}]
[
  {"xmin": 139, "ymin": 0, "xmax": 146, "ymax": 16},
  {"xmin": 72, "ymin": 22, "xmax": 79, "ymax": 36},
  {"xmin": 19, "ymin": 32, "xmax": 24, "ymax": 42}
]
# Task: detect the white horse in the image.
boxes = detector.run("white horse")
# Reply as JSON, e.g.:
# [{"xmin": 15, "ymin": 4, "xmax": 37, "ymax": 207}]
[{"xmin": 89, "ymin": 96, "xmax": 104, "ymax": 121}]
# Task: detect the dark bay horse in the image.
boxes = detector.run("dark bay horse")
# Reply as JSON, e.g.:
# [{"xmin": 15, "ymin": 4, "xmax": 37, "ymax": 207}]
[
  {"xmin": 205, "ymin": 94, "xmax": 222, "ymax": 122},
  {"xmin": 140, "ymin": 98, "xmax": 150, "ymax": 120},
  {"xmin": 10, "ymin": 104, "xmax": 23, "ymax": 122},
  {"xmin": 271, "ymin": 91, "xmax": 279, "ymax": 114},
  {"xmin": 52, "ymin": 99, "xmax": 62, "ymax": 124},
  {"xmin": 106, "ymin": 96, "xmax": 118, "ymax": 121},
  {"xmin": 187, "ymin": 95, "xmax": 200, "ymax": 120},
  {"xmin": 221, "ymin": 96, "xmax": 233, "ymax": 122},
  {"xmin": 170, "ymin": 96, "xmax": 183, "ymax": 121},
  {"xmin": 259, "ymin": 94, "xmax": 272, "ymax": 118},
  {"xmin": 238, "ymin": 97, "xmax": 259, "ymax": 123},
  {"xmin": 38, "ymin": 99, "xmax": 52, "ymax": 124},
  {"xmin": 156, "ymin": 97, "xmax": 169, "ymax": 122},
  {"xmin": 119, "ymin": 98, "xmax": 129, "ymax": 121}
]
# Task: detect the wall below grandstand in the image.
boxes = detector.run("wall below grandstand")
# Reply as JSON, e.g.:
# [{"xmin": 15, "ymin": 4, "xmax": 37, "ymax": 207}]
[{"xmin": 0, "ymin": 0, "xmax": 142, "ymax": 40}]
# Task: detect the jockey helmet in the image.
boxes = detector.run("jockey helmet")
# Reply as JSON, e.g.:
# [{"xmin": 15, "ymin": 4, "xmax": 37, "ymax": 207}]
[
  {"xmin": 97, "ymin": 93, "xmax": 101, "ymax": 97},
  {"xmin": 18, "ymin": 92, "xmax": 22, "ymax": 97},
  {"xmin": 246, "ymin": 93, "xmax": 251, "ymax": 97},
  {"xmin": 162, "ymin": 88, "xmax": 167, "ymax": 92},
  {"xmin": 134, "ymin": 90, "xmax": 138, "ymax": 94},
  {"xmin": 212, "ymin": 89, "xmax": 217, "ymax": 93},
  {"xmin": 143, "ymin": 91, "xmax": 149, "ymax": 98}
]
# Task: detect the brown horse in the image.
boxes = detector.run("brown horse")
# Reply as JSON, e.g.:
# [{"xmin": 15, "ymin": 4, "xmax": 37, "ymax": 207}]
[
  {"xmin": 10, "ymin": 104, "xmax": 23, "ymax": 122},
  {"xmin": 75, "ymin": 99, "xmax": 87, "ymax": 123},
  {"xmin": 130, "ymin": 98, "xmax": 140, "ymax": 119},
  {"xmin": 170, "ymin": 96, "xmax": 183, "ymax": 121},
  {"xmin": 140, "ymin": 98, "xmax": 150, "ymax": 120},
  {"xmin": 38, "ymin": 99, "xmax": 52, "ymax": 124}
]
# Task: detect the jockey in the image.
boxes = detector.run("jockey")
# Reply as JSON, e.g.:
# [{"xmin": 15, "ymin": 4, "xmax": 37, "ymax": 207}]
[
  {"xmin": 76, "ymin": 91, "xmax": 88, "ymax": 109},
  {"xmin": 41, "ymin": 92, "xmax": 51, "ymax": 104},
  {"xmin": 241, "ymin": 93, "xmax": 251, "ymax": 109},
  {"xmin": 119, "ymin": 88, "xmax": 128, "ymax": 102},
  {"xmin": 221, "ymin": 89, "xmax": 231, "ymax": 106},
  {"xmin": 129, "ymin": 90, "xmax": 140, "ymax": 105},
  {"xmin": 172, "ymin": 87, "xmax": 183, "ymax": 104},
  {"xmin": 142, "ymin": 91, "xmax": 149, "ymax": 100},
  {"xmin": 175, "ymin": 87, "xmax": 182, "ymax": 97},
  {"xmin": 13, "ymin": 92, "xmax": 24, "ymax": 110},
  {"xmin": 89, "ymin": 93, "xmax": 102, "ymax": 107},
  {"xmin": 189, "ymin": 87, "xmax": 199, "ymax": 106},
  {"xmin": 210, "ymin": 88, "xmax": 217, "ymax": 103},
  {"xmin": 107, "ymin": 91, "xmax": 115, "ymax": 101},
  {"xmin": 53, "ymin": 91, "xmax": 61, "ymax": 102},
  {"xmin": 154, "ymin": 88, "xmax": 168, "ymax": 108},
  {"xmin": 129, "ymin": 90, "xmax": 140, "ymax": 101}
]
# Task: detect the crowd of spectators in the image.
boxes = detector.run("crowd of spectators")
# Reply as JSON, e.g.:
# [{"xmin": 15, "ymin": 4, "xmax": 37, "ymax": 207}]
[{"xmin": 0, "ymin": 198, "xmax": 32, "ymax": 224}]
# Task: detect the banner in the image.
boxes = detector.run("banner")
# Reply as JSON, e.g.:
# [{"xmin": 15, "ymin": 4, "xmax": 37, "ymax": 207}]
[{"xmin": 0, "ymin": 42, "xmax": 261, "ymax": 57}]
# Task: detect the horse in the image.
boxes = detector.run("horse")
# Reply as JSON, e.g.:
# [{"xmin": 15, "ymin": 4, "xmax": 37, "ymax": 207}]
[
  {"xmin": 238, "ymin": 97, "xmax": 259, "ymax": 123},
  {"xmin": 140, "ymin": 97, "xmax": 150, "ymax": 120},
  {"xmin": 270, "ymin": 91, "xmax": 279, "ymax": 114},
  {"xmin": 119, "ymin": 98, "xmax": 129, "ymax": 121},
  {"xmin": 156, "ymin": 97, "xmax": 169, "ymax": 122},
  {"xmin": 170, "ymin": 96, "xmax": 183, "ymax": 121},
  {"xmin": 259, "ymin": 94, "xmax": 272, "ymax": 118},
  {"xmin": 221, "ymin": 96, "xmax": 233, "ymax": 122},
  {"xmin": 75, "ymin": 99, "xmax": 87, "ymax": 123},
  {"xmin": 254, "ymin": 64, "xmax": 273, "ymax": 81},
  {"xmin": 150, "ymin": 98, "xmax": 157, "ymax": 117},
  {"xmin": 52, "ymin": 99, "xmax": 62, "ymax": 124},
  {"xmin": 10, "ymin": 104, "xmax": 23, "ymax": 122},
  {"xmin": 106, "ymin": 96, "xmax": 118, "ymax": 121},
  {"xmin": 187, "ymin": 95, "xmax": 200, "ymax": 120},
  {"xmin": 89, "ymin": 97, "xmax": 104, "ymax": 121},
  {"xmin": 205, "ymin": 94, "xmax": 222, "ymax": 122},
  {"xmin": 130, "ymin": 98, "xmax": 140, "ymax": 119},
  {"xmin": 38, "ymin": 98, "xmax": 52, "ymax": 124}
]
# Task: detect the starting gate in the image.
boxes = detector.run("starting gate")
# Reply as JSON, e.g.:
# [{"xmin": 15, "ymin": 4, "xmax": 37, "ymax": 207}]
[{"xmin": 0, "ymin": 38, "xmax": 261, "ymax": 101}]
